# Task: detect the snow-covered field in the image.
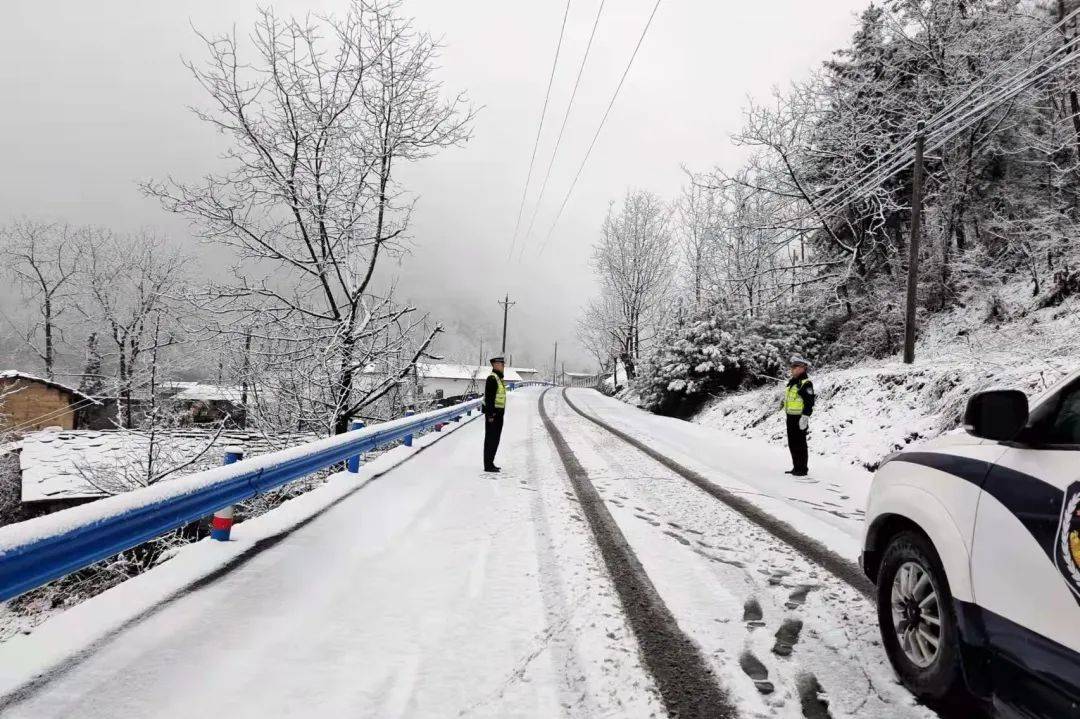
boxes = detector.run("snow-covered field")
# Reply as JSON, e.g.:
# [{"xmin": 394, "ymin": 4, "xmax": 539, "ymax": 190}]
[{"xmin": 696, "ymin": 289, "xmax": 1080, "ymax": 471}]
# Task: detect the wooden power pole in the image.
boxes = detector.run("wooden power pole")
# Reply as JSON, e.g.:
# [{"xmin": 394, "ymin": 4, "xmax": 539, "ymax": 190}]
[
  {"xmin": 903, "ymin": 123, "xmax": 926, "ymax": 365},
  {"xmin": 551, "ymin": 341, "xmax": 558, "ymax": 385}
]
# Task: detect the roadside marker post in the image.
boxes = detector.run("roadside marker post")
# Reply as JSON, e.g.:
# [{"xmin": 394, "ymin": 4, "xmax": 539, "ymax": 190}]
[
  {"xmin": 347, "ymin": 421, "xmax": 365, "ymax": 473},
  {"xmin": 211, "ymin": 449, "xmax": 244, "ymax": 541}
]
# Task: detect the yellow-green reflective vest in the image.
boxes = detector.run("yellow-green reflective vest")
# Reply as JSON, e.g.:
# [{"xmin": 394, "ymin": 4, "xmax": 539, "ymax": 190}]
[
  {"xmin": 784, "ymin": 379, "xmax": 809, "ymax": 415},
  {"xmin": 490, "ymin": 372, "xmax": 506, "ymax": 409}
]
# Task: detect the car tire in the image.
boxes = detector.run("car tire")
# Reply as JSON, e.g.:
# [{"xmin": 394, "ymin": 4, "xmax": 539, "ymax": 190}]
[{"xmin": 877, "ymin": 530, "xmax": 968, "ymax": 704}]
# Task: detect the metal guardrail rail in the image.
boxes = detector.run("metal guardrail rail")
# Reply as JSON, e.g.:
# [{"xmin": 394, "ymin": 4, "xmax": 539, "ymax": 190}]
[{"xmin": 0, "ymin": 385, "xmax": 545, "ymax": 603}]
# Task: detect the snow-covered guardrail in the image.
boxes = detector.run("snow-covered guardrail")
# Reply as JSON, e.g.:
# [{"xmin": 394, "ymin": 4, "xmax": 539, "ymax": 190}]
[{"xmin": 0, "ymin": 393, "xmax": 513, "ymax": 603}]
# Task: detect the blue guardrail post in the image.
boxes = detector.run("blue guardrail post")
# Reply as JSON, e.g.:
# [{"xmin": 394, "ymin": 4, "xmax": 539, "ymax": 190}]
[
  {"xmin": 347, "ymin": 420, "xmax": 366, "ymax": 473},
  {"xmin": 404, "ymin": 410, "xmax": 415, "ymax": 447},
  {"xmin": 211, "ymin": 449, "xmax": 244, "ymax": 541}
]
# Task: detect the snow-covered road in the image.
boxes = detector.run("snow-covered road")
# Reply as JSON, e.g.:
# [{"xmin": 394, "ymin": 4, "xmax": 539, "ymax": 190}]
[
  {"xmin": 0, "ymin": 389, "xmax": 663, "ymax": 718},
  {"xmin": 545, "ymin": 390, "xmax": 936, "ymax": 718},
  {"xmin": 0, "ymin": 387, "xmax": 946, "ymax": 718}
]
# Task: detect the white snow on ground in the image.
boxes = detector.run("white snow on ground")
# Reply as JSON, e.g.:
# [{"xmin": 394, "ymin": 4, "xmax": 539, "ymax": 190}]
[
  {"xmin": 566, "ymin": 388, "xmax": 868, "ymax": 562},
  {"xmin": 0, "ymin": 388, "xmax": 665, "ymax": 719},
  {"xmin": 0, "ymin": 400, "xmax": 478, "ymax": 554},
  {"xmin": 697, "ymin": 290, "xmax": 1080, "ymax": 471},
  {"xmin": 17, "ymin": 427, "xmax": 319, "ymax": 502},
  {"xmin": 546, "ymin": 390, "xmax": 934, "ymax": 719}
]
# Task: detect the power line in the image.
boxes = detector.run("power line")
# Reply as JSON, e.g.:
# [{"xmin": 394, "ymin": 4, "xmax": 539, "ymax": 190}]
[
  {"xmin": 538, "ymin": 0, "xmax": 664, "ymax": 254},
  {"xmin": 507, "ymin": 0, "xmax": 573, "ymax": 260},
  {"xmin": 518, "ymin": 0, "xmax": 608, "ymax": 257},
  {"xmin": 728, "ymin": 9, "xmax": 1080, "ymax": 255}
]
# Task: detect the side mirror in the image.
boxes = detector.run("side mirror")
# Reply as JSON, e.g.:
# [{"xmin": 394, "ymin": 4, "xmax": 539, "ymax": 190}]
[{"xmin": 964, "ymin": 390, "xmax": 1029, "ymax": 442}]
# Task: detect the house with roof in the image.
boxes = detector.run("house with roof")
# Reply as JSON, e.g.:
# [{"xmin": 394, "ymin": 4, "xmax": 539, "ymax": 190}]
[
  {"xmin": 0, "ymin": 371, "xmax": 99, "ymax": 435},
  {"xmin": 414, "ymin": 363, "xmax": 523, "ymax": 401},
  {"xmin": 513, "ymin": 367, "xmax": 540, "ymax": 382}
]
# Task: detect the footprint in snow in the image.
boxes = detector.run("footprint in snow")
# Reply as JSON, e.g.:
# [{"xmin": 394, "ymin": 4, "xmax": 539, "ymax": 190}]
[
  {"xmin": 739, "ymin": 651, "xmax": 774, "ymax": 695},
  {"xmin": 797, "ymin": 674, "xmax": 832, "ymax": 719},
  {"xmin": 773, "ymin": 618, "xmax": 804, "ymax": 657},
  {"xmin": 785, "ymin": 585, "xmax": 817, "ymax": 610},
  {"xmin": 662, "ymin": 530, "xmax": 691, "ymax": 546},
  {"xmin": 742, "ymin": 597, "xmax": 766, "ymax": 628}
]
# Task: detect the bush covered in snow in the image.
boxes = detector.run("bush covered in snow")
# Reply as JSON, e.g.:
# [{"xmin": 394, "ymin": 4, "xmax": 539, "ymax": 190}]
[{"xmin": 633, "ymin": 306, "xmax": 822, "ymax": 417}]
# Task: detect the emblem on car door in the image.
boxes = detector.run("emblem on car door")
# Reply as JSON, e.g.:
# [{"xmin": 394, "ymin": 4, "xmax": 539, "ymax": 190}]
[{"xmin": 1057, "ymin": 481, "xmax": 1080, "ymax": 600}]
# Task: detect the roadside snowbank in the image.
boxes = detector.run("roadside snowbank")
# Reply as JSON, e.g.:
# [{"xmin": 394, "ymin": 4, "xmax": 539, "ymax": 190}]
[{"xmin": 696, "ymin": 289, "xmax": 1080, "ymax": 470}]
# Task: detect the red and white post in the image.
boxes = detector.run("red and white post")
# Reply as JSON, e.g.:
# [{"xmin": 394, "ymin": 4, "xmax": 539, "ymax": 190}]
[{"xmin": 211, "ymin": 449, "xmax": 243, "ymax": 541}]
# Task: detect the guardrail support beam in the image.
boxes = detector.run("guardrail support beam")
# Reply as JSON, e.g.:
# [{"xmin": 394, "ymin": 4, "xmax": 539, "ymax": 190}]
[
  {"xmin": 404, "ymin": 410, "xmax": 415, "ymax": 446},
  {"xmin": 347, "ymin": 420, "xmax": 366, "ymax": 473},
  {"xmin": 211, "ymin": 449, "xmax": 244, "ymax": 541}
]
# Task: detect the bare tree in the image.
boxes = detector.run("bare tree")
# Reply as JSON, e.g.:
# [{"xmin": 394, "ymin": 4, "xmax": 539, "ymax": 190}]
[
  {"xmin": 675, "ymin": 180, "xmax": 722, "ymax": 306},
  {"xmin": 82, "ymin": 230, "xmax": 188, "ymax": 428},
  {"xmin": 146, "ymin": 1, "xmax": 474, "ymax": 435},
  {"xmin": 583, "ymin": 189, "xmax": 675, "ymax": 378},
  {"xmin": 0, "ymin": 220, "xmax": 83, "ymax": 378}
]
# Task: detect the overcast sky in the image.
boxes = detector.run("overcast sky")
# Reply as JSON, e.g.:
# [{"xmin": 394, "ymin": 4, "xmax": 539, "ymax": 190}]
[{"xmin": 0, "ymin": 0, "xmax": 869, "ymax": 372}]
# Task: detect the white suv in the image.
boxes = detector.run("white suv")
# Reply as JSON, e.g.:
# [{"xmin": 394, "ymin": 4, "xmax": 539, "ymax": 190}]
[{"xmin": 861, "ymin": 369, "xmax": 1080, "ymax": 717}]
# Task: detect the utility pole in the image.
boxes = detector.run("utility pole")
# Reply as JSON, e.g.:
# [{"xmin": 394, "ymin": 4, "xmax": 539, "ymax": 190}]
[
  {"xmin": 551, "ymin": 341, "xmax": 558, "ymax": 385},
  {"xmin": 498, "ymin": 294, "xmax": 516, "ymax": 355},
  {"xmin": 903, "ymin": 122, "xmax": 926, "ymax": 365}
]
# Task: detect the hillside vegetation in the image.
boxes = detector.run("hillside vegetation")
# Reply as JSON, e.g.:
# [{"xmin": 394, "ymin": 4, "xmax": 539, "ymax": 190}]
[
  {"xmin": 589, "ymin": 1, "xmax": 1080, "ymax": 433},
  {"xmin": 695, "ymin": 283, "xmax": 1080, "ymax": 470}
]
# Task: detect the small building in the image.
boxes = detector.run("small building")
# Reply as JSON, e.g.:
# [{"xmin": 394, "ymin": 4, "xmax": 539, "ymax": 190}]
[
  {"xmin": 161, "ymin": 382, "xmax": 248, "ymax": 426},
  {"xmin": 415, "ymin": 363, "xmax": 523, "ymax": 401},
  {"xmin": 0, "ymin": 371, "xmax": 98, "ymax": 434},
  {"xmin": 565, "ymin": 372, "xmax": 605, "ymax": 388},
  {"xmin": 513, "ymin": 367, "xmax": 540, "ymax": 382}
]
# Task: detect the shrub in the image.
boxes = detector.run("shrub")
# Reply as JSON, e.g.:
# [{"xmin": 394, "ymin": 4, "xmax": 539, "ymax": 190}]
[{"xmin": 634, "ymin": 306, "xmax": 822, "ymax": 417}]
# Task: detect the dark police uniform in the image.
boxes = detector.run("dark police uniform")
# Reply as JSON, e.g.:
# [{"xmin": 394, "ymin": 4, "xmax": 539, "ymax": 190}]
[
  {"xmin": 483, "ymin": 366, "xmax": 506, "ymax": 471},
  {"xmin": 784, "ymin": 375, "xmax": 815, "ymax": 475}
]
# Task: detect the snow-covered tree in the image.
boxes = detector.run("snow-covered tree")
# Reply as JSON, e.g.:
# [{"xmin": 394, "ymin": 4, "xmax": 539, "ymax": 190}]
[
  {"xmin": 0, "ymin": 220, "xmax": 83, "ymax": 379},
  {"xmin": 147, "ymin": 1, "xmax": 473, "ymax": 435},
  {"xmin": 580, "ymin": 189, "xmax": 676, "ymax": 379}
]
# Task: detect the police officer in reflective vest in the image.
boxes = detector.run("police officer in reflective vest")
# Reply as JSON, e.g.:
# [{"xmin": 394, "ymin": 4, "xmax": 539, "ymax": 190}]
[
  {"xmin": 782, "ymin": 356, "xmax": 815, "ymax": 477},
  {"xmin": 483, "ymin": 356, "xmax": 507, "ymax": 472}
]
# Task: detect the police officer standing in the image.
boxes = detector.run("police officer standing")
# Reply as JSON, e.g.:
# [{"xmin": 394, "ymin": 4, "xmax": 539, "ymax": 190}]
[
  {"xmin": 782, "ymin": 356, "xmax": 815, "ymax": 477},
  {"xmin": 483, "ymin": 356, "xmax": 507, "ymax": 472}
]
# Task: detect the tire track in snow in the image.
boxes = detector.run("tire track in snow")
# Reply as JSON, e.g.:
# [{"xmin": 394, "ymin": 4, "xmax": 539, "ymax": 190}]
[
  {"xmin": 552, "ymin": 390, "xmax": 941, "ymax": 718},
  {"xmin": 537, "ymin": 389, "xmax": 736, "ymax": 719},
  {"xmin": 561, "ymin": 389, "xmax": 875, "ymax": 600}
]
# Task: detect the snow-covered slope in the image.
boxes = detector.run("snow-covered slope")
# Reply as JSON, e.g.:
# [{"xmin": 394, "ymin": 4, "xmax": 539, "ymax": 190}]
[{"xmin": 695, "ymin": 289, "xmax": 1080, "ymax": 470}]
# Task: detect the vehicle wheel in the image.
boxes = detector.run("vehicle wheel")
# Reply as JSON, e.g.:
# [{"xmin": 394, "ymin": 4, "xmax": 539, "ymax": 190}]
[{"xmin": 877, "ymin": 530, "xmax": 967, "ymax": 703}]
